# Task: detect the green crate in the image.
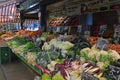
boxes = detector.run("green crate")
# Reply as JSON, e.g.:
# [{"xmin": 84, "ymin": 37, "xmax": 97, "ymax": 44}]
[{"xmin": 0, "ymin": 47, "xmax": 12, "ymax": 64}]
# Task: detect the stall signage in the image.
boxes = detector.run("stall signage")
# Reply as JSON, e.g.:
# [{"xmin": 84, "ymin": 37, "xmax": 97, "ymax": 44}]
[
  {"xmin": 96, "ymin": 37, "xmax": 109, "ymax": 50},
  {"xmin": 66, "ymin": 4, "xmax": 81, "ymax": 16},
  {"xmin": 81, "ymin": 0, "xmax": 120, "ymax": 14}
]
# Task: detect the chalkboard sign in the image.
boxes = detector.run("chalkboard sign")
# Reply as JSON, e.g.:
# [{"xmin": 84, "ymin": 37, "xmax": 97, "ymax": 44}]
[
  {"xmin": 96, "ymin": 37, "xmax": 109, "ymax": 50},
  {"xmin": 82, "ymin": 72, "xmax": 99, "ymax": 80}
]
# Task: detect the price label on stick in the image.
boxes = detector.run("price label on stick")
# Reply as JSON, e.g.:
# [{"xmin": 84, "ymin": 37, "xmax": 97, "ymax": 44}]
[{"xmin": 96, "ymin": 38, "xmax": 109, "ymax": 50}]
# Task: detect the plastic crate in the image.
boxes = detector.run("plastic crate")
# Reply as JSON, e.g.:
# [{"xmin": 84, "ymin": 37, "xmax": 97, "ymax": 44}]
[{"xmin": 0, "ymin": 47, "xmax": 12, "ymax": 64}]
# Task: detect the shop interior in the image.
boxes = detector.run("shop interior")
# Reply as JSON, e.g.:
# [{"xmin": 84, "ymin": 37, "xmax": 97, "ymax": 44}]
[{"xmin": 0, "ymin": 0, "xmax": 120, "ymax": 80}]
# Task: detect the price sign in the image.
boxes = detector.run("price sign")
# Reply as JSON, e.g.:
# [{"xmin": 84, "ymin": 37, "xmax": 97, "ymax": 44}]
[
  {"xmin": 82, "ymin": 72, "xmax": 99, "ymax": 80},
  {"xmin": 84, "ymin": 31, "xmax": 90, "ymax": 38},
  {"xmin": 96, "ymin": 37, "xmax": 109, "ymax": 50},
  {"xmin": 99, "ymin": 24, "xmax": 107, "ymax": 35},
  {"xmin": 77, "ymin": 25, "xmax": 82, "ymax": 33},
  {"xmin": 114, "ymin": 24, "xmax": 120, "ymax": 38}
]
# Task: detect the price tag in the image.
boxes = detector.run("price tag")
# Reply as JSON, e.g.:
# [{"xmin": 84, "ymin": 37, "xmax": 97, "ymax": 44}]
[
  {"xmin": 82, "ymin": 72, "xmax": 99, "ymax": 80},
  {"xmin": 99, "ymin": 24, "xmax": 107, "ymax": 35},
  {"xmin": 96, "ymin": 38, "xmax": 109, "ymax": 50},
  {"xmin": 114, "ymin": 24, "xmax": 120, "ymax": 38},
  {"xmin": 84, "ymin": 31, "xmax": 90, "ymax": 38},
  {"xmin": 77, "ymin": 25, "xmax": 82, "ymax": 33}
]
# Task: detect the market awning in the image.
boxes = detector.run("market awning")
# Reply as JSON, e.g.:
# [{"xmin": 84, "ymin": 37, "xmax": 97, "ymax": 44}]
[{"xmin": 0, "ymin": 1, "xmax": 20, "ymax": 23}]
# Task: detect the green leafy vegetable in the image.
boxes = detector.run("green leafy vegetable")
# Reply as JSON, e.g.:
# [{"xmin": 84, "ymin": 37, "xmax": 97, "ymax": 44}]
[
  {"xmin": 41, "ymin": 74, "xmax": 51, "ymax": 80},
  {"xmin": 52, "ymin": 73, "xmax": 65, "ymax": 80}
]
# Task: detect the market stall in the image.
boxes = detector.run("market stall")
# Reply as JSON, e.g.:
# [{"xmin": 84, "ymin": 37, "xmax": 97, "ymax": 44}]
[{"xmin": 0, "ymin": 0, "xmax": 120, "ymax": 80}]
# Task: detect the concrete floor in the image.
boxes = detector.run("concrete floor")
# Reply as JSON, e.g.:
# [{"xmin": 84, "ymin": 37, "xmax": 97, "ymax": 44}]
[{"xmin": 0, "ymin": 61, "xmax": 36, "ymax": 80}]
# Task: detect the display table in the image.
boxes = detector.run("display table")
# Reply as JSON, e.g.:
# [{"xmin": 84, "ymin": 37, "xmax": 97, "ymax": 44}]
[
  {"xmin": 0, "ymin": 39, "xmax": 12, "ymax": 64},
  {"xmin": 15, "ymin": 54, "xmax": 42, "ymax": 75}
]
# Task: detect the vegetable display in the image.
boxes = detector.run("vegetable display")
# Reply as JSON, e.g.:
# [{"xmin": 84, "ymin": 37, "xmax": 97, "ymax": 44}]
[{"xmin": 7, "ymin": 35, "xmax": 120, "ymax": 80}]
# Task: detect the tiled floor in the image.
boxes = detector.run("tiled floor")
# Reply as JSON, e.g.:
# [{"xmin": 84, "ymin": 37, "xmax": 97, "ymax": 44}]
[{"xmin": 0, "ymin": 61, "xmax": 36, "ymax": 80}]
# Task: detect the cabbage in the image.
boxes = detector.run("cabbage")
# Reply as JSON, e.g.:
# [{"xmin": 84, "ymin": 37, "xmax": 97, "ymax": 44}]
[
  {"xmin": 41, "ymin": 74, "xmax": 51, "ymax": 80},
  {"xmin": 36, "ymin": 37, "xmax": 46, "ymax": 42},
  {"xmin": 42, "ymin": 42, "xmax": 51, "ymax": 50},
  {"xmin": 52, "ymin": 73, "xmax": 65, "ymax": 80}
]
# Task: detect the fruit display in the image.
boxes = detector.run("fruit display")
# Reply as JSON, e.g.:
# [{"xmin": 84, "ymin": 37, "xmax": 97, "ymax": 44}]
[
  {"xmin": 0, "ymin": 30, "xmax": 6, "ymax": 36},
  {"xmin": 0, "ymin": 31, "xmax": 15, "ymax": 41},
  {"xmin": 49, "ymin": 16, "xmax": 79, "ymax": 27},
  {"xmin": 108, "ymin": 44, "xmax": 120, "ymax": 54},
  {"xmin": 87, "ymin": 37, "xmax": 98, "ymax": 45},
  {"xmin": 1, "ymin": 33, "xmax": 14, "ymax": 41},
  {"xmin": 15, "ymin": 29, "xmax": 30, "ymax": 38},
  {"xmin": 29, "ymin": 30, "xmax": 42, "ymax": 37}
]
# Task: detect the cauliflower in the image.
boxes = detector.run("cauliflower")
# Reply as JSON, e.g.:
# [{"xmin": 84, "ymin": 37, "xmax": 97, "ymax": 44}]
[
  {"xmin": 42, "ymin": 42, "xmax": 51, "ymax": 50},
  {"xmin": 47, "ymin": 61, "xmax": 58, "ymax": 71},
  {"xmin": 80, "ymin": 48, "xmax": 91, "ymax": 53},
  {"xmin": 59, "ymin": 41, "xmax": 74, "ymax": 50},
  {"xmin": 91, "ymin": 44, "xmax": 96, "ymax": 50},
  {"xmin": 99, "ymin": 50, "xmax": 108, "ymax": 55},
  {"xmin": 96, "ymin": 50, "xmax": 108, "ymax": 61},
  {"xmin": 49, "ymin": 39, "xmax": 58, "ymax": 46},
  {"xmin": 97, "ymin": 62, "xmax": 105, "ymax": 69},
  {"xmin": 109, "ymin": 50, "xmax": 120, "ymax": 60},
  {"xmin": 88, "ymin": 49, "xmax": 98, "ymax": 58}
]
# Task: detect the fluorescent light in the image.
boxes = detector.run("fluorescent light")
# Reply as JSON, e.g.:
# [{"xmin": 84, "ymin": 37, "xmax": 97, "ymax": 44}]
[
  {"xmin": 9, "ymin": 16, "xmax": 13, "ymax": 19},
  {"xmin": 26, "ymin": 9, "xmax": 40, "ymax": 14}
]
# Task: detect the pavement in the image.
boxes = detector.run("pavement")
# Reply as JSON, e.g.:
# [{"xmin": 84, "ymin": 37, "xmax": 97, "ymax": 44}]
[{"xmin": 0, "ymin": 61, "xmax": 36, "ymax": 80}]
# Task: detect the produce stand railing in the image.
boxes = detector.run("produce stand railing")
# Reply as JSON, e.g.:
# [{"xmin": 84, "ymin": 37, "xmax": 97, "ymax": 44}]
[{"xmin": 13, "ymin": 53, "xmax": 42, "ymax": 76}]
